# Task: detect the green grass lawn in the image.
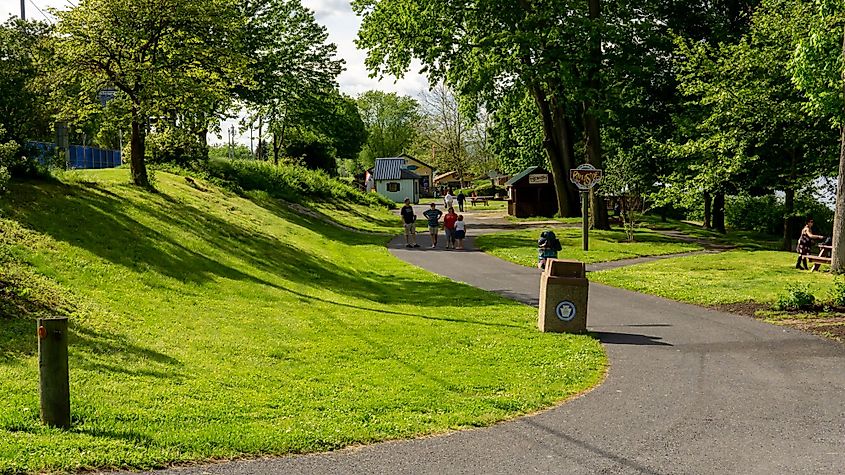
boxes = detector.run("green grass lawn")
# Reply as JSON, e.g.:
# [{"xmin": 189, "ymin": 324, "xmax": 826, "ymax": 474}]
[
  {"xmin": 591, "ymin": 250, "xmax": 833, "ymax": 305},
  {"xmin": 476, "ymin": 227, "xmax": 702, "ymax": 266},
  {"xmin": 0, "ymin": 170, "xmax": 605, "ymax": 473},
  {"xmin": 637, "ymin": 215, "xmax": 782, "ymax": 250},
  {"xmin": 505, "ymin": 215, "xmax": 582, "ymax": 224}
]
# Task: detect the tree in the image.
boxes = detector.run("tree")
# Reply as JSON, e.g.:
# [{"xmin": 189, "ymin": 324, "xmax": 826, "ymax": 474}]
[
  {"xmin": 53, "ymin": 0, "xmax": 245, "ymax": 187},
  {"xmin": 282, "ymin": 91, "xmax": 367, "ymax": 173},
  {"xmin": 356, "ymin": 90, "xmax": 420, "ymax": 167},
  {"xmin": 791, "ymin": 1, "xmax": 845, "ymax": 272},
  {"xmin": 238, "ymin": 0, "xmax": 344, "ymax": 166},
  {"xmin": 0, "ymin": 19, "xmax": 54, "ymax": 146},
  {"xmin": 417, "ymin": 83, "xmax": 497, "ymax": 183},
  {"xmin": 353, "ymin": 0, "xmax": 668, "ymax": 226},
  {"xmin": 488, "ymin": 90, "xmax": 547, "ymax": 175}
]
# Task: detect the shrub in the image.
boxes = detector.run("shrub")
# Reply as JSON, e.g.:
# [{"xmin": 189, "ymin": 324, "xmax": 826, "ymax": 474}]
[
  {"xmin": 0, "ymin": 166, "xmax": 9, "ymax": 194},
  {"xmin": 726, "ymin": 193, "xmax": 834, "ymax": 237},
  {"xmin": 726, "ymin": 194, "xmax": 784, "ymax": 235},
  {"xmin": 203, "ymin": 159, "xmax": 394, "ymax": 208},
  {"xmin": 827, "ymin": 277, "xmax": 845, "ymax": 307},
  {"xmin": 146, "ymin": 128, "xmax": 209, "ymax": 166},
  {"xmin": 773, "ymin": 284, "xmax": 816, "ymax": 311},
  {"xmin": 472, "ymin": 183, "xmax": 506, "ymax": 197}
]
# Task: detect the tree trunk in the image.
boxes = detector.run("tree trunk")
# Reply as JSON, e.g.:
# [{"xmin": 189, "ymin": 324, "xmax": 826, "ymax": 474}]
[
  {"xmin": 783, "ymin": 187, "xmax": 795, "ymax": 252},
  {"xmin": 584, "ymin": 0, "xmax": 610, "ymax": 230},
  {"xmin": 530, "ymin": 86, "xmax": 580, "ymax": 217},
  {"xmin": 129, "ymin": 110, "xmax": 149, "ymax": 187},
  {"xmin": 273, "ymin": 133, "xmax": 281, "ymax": 165},
  {"xmin": 703, "ymin": 191, "xmax": 712, "ymax": 229},
  {"xmin": 831, "ymin": 26, "xmax": 845, "ymax": 274},
  {"xmin": 832, "ymin": 124, "xmax": 845, "ymax": 273},
  {"xmin": 712, "ymin": 191, "xmax": 726, "ymax": 234}
]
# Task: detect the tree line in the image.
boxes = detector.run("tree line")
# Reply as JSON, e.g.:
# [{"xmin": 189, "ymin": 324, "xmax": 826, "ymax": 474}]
[{"xmin": 353, "ymin": 0, "xmax": 845, "ymax": 259}]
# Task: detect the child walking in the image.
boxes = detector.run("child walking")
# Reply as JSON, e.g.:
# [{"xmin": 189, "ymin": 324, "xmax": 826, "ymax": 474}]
[{"xmin": 455, "ymin": 215, "xmax": 466, "ymax": 250}]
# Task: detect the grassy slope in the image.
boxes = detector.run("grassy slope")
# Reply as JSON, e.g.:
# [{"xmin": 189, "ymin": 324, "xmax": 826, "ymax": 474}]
[
  {"xmin": 476, "ymin": 227, "xmax": 702, "ymax": 267},
  {"xmin": 0, "ymin": 170, "xmax": 605, "ymax": 473}
]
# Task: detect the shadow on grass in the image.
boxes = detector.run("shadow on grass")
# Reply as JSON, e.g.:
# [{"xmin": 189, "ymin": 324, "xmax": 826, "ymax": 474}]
[
  {"xmin": 70, "ymin": 325, "xmax": 183, "ymax": 379},
  {"xmin": 0, "ymin": 179, "xmax": 514, "ymax": 357},
  {"xmin": 2, "ymin": 181, "xmax": 505, "ymax": 309}
]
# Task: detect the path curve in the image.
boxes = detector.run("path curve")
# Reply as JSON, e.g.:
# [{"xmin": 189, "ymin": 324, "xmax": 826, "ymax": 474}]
[{"xmin": 126, "ymin": 211, "xmax": 845, "ymax": 475}]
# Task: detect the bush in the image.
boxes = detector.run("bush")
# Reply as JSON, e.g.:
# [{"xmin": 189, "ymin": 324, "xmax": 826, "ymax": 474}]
[
  {"xmin": 146, "ymin": 128, "xmax": 209, "ymax": 166},
  {"xmin": 0, "ymin": 166, "xmax": 9, "ymax": 194},
  {"xmin": 827, "ymin": 277, "xmax": 845, "ymax": 307},
  {"xmin": 203, "ymin": 159, "xmax": 394, "ymax": 208},
  {"xmin": 472, "ymin": 183, "xmax": 506, "ymax": 197},
  {"xmin": 725, "ymin": 194, "xmax": 784, "ymax": 235},
  {"xmin": 726, "ymin": 193, "xmax": 834, "ymax": 237},
  {"xmin": 773, "ymin": 284, "xmax": 816, "ymax": 311}
]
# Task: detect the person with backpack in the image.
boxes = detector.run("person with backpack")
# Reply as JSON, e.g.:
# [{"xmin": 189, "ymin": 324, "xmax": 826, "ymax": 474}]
[{"xmin": 538, "ymin": 230, "xmax": 562, "ymax": 270}]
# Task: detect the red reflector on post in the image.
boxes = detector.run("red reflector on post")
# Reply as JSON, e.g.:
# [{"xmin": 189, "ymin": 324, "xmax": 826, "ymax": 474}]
[{"xmin": 38, "ymin": 326, "xmax": 47, "ymax": 339}]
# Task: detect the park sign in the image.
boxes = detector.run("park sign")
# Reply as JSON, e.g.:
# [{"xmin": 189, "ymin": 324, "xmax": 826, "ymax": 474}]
[
  {"xmin": 570, "ymin": 164, "xmax": 603, "ymax": 191},
  {"xmin": 528, "ymin": 173, "xmax": 549, "ymax": 184}
]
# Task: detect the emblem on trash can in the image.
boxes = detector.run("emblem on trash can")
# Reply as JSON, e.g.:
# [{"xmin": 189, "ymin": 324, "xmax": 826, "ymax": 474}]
[{"xmin": 555, "ymin": 301, "xmax": 577, "ymax": 322}]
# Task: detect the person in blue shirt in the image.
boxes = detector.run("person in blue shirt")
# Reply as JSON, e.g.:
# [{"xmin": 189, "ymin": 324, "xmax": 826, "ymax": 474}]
[{"xmin": 422, "ymin": 203, "xmax": 443, "ymax": 248}]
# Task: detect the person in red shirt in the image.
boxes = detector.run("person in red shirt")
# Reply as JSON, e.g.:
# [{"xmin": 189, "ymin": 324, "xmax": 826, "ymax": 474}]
[{"xmin": 443, "ymin": 207, "xmax": 458, "ymax": 249}]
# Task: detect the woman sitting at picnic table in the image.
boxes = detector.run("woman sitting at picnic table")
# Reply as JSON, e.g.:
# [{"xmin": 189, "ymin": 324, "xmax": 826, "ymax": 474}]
[{"xmin": 796, "ymin": 217, "xmax": 825, "ymax": 270}]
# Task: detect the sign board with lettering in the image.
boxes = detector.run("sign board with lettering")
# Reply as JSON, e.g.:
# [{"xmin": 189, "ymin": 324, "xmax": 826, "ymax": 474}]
[
  {"xmin": 569, "ymin": 164, "xmax": 603, "ymax": 191},
  {"xmin": 528, "ymin": 174, "xmax": 549, "ymax": 185}
]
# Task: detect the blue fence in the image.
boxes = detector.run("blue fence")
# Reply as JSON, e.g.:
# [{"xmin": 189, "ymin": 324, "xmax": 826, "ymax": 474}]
[
  {"xmin": 68, "ymin": 145, "xmax": 122, "ymax": 169},
  {"xmin": 27, "ymin": 142, "xmax": 122, "ymax": 169}
]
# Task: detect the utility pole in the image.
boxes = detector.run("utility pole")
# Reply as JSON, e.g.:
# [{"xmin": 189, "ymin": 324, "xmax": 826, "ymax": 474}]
[{"xmin": 21, "ymin": 0, "xmax": 26, "ymax": 20}]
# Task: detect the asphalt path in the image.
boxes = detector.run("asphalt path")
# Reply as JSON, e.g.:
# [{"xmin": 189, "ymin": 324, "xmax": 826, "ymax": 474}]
[{"xmin": 127, "ymin": 206, "xmax": 845, "ymax": 475}]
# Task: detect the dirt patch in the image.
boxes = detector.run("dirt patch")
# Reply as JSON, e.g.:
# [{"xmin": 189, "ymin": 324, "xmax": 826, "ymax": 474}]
[
  {"xmin": 711, "ymin": 302, "xmax": 845, "ymax": 343},
  {"xmin": 709, "ymin": 302, "xmax": 768, "ymax": 318},
  {"xmin": 776, "ymin": 318, "xmax": 845, "ymax": 342}
]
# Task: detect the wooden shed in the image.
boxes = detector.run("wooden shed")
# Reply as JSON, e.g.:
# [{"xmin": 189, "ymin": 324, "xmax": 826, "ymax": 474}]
[{"xmin": 505, "ymin": 166, "xmax": 558, "ymax": 218}]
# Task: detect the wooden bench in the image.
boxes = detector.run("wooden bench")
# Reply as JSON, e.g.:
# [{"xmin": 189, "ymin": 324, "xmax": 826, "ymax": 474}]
[
  {"xmin": 802, "ymin": 244, "xmax": 832, "ymax": 272},
  {"xmin": 469, "ymin": 196, "xmax": 493, "ymax": 206}
]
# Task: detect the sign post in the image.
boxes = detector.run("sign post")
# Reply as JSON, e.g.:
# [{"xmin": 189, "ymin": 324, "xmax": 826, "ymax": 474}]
[{"xmin": 569, "ymin": 164, "xmax": 603, "ymax": 251}]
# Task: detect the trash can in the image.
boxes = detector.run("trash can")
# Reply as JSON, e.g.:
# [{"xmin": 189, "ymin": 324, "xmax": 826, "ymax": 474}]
[{"xmin": 538, "ymin": 259, "xmax": 588, "ymax": 333}]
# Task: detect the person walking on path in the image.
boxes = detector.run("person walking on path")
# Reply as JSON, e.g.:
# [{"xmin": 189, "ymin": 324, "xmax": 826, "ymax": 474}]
[
  {"xmin": 400, "ymin": 198, "xmax": 420, "ymax": 248},
  {"xmin": 443, "ymin": 207, "xmax": 458, "ymax": 249},
  {"xmin": 423, "ymin": 203, "xmax": 443, "ymax": 248},
  {"xmin": 444, "ymin": 190, "xmax": 455, "ymax": 210},
  {"xmin": 454, "ymin": 214, "xmax": 467, "ymax": 250},
  {"xmin": 796, "ymin": 217, "xmax": 824, "ymax": 270},
  {"xmin": 457, "ymin": 191, "xmax": 466, "ymax": 212}
]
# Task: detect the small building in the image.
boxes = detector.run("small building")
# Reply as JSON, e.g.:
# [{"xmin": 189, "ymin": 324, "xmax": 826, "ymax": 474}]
[
  {"xmin": 400, "ymin": 154, "xmax": 435, "ymax": 196},
  {"xmin": 505, "ymin": 166, "xmax": 558, "ymax": 218},
  {"xmin": 433, "ymin": 171, "xmax": 467, "ymax": 191},
  {"xmin": 373, "ymin": 157, "xmax": 421, "ymax": 203}
]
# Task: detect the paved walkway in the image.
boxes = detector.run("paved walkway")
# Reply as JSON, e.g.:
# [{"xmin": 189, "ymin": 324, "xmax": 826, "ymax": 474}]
[{"xmin": 131, "ymin": 208, "xmax": 845, "ymax": 475}]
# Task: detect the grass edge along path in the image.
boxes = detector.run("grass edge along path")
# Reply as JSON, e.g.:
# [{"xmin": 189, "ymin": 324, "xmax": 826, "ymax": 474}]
[
  {"xmin": 476, "ymin": 227, "xmax": 703, "ymax": 267},
  {"xmin": 591, "ymin": 250, "xmax": 834, "ymax": 306},
  {"xmin": 0, "ymin": 170, "xmax": 606, "ymax": 473}
]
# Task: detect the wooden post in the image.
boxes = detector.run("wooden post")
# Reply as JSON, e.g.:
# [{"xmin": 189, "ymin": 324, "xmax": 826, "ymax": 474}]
[
  {"xmin": 38, "ymin": 317, "xmax": 70, "ymax": 429},
  {"xmin": 582, "ymin": 191, "xmax": 590, "ymax": 251}
]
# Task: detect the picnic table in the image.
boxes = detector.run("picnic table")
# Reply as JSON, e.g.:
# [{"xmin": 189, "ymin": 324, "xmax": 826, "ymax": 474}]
[
  {"xmin": 469, "ymin": 195, "xmax": 493, "ymax": 206},
  {"xmin": 804, "ymin": 244, "xmax": 832, "ymax": 272}
]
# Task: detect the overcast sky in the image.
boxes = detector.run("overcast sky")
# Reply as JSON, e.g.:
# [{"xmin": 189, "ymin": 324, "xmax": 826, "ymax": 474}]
[{"xmin": 1, "ymin": 0, "xmax": 429, "ymax": 145}]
